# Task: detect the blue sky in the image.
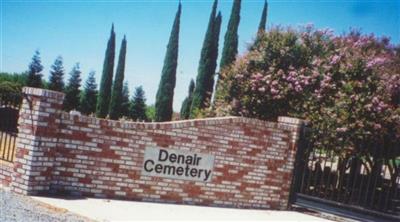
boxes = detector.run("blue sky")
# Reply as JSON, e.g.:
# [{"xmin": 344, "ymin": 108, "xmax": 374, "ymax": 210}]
[{"xmin": 1, "ymin": 0, "xmax": 399, "ymax": 111}]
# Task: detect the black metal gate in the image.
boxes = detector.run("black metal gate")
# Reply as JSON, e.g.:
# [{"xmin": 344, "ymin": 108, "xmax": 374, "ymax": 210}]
[
  {"xmin": 291, "ymin": 126, "xmax": 400, "ymax": 220},
  {"xmin": 0, "ymin": 93, "xmax": 21, "ymax": 162}
]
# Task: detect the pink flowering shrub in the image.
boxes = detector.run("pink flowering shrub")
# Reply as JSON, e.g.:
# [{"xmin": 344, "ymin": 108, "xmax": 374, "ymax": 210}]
[{"xmin": 214, "ymin": 26, "xmax": 400, "ymax": 155}]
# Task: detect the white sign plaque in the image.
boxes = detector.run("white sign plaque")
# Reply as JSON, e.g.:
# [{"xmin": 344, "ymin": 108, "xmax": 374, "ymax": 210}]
[{"xmin": 142, "ymin": 147, "xmax": 215, "ymax": 182}]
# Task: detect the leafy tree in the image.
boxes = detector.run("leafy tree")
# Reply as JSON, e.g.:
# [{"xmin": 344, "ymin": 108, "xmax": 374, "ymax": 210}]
[
  {"xmin": 27, "ymin": 50, "xmax": 44, "ymax": 88},
  {"xmin": 258, "ymin": 0, "xmax": 268, "ymax": 33},
  {"xmin": 180, "ymin": 79, "xmax": 195, "ymax": 119},
  {"xmin": 0, "ymin": 81, "xmax": 22, "ymax": 107},
  {"xmin": 64, "ymin": 63, "xmax": 82, "ymax": 111},
  {"xmin": 214, "ymin": 26, "xmax": 400, "ymax": 186},
  {"xmin": 130, "ymin": 86, "xmax": 147, "ymax": 121},
  {"xmin": 79, "ymin": 71, "xmax": 98, "ymax": 115},
  {"xmin": 219, "ymin": 0, "xmax": 241, "ymax": 70},
  {"xmin": 48, "ymin": 56, "xmax": 65, "ymax": 92},
  {"xmin": 0, "ymin": 72, "xmax": 28, "ymax": 87},
  {"xmin": 121, "ymin": 82, "xmax": 130, "ymax": 118},
  {"xmin": 155, "ymin": 3, "xmax": 181, "ymax": 122},
  {"xmin": 146, "ymin": 105, "xmax": 156, "ymax": 122},
  {"xmin": 109, "ymin": 36, "xmax": 127, "ymax": 120},
  {"xmin": 96, "ymin": 24, "xmax": 116, "ymax": 118},
  {"xmin": 190, "ymin": 0, "xmax": 222, "ymax": 116}
]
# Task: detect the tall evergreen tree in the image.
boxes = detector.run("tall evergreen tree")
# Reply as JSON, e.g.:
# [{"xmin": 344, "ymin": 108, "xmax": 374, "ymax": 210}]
[
  {"xmin": 155, "ymin": 3, "xmax": 181, "ymax": 122},
  {"xmin": 48, "ymin": 56, "xmax": 65, "ymax": 92},
  {"xmin": 120, "ymin": 82, "xmax": 130, "ymax": 118},
  {"xmin": 207, "ymin": 12, "xmax": 222, "ymax": 100},
  {"xmin": 180, "ymin": 79, "xmax": 195, "ymax": 119},
  {"xmin": 64, "ymin": 63, "xmax": 82, "ymax": 111},
  {"xmin": 96, "ymin": 24, "xmax": 116, "ymax": 118},
  {"xmin": 27, "ymin": 50, "xmax": 44, "ymax": 88},
  {"xmin": 258, "ymin": 0, "xmax": 268, "ymax": 33},
  {"xmin": 79, "ymin": 71, "xmax": 98, "ymax": 115},
  {"xmin": 109, "ymin": 36, "xmax": 127, "ymax": 120},
  {"xmin": 130, "ymin": 86, "xmax": 147, "ymax": 121},
  {"xmin": 190, "ymin": 0, "xmax": 222, "ymax": 116},
  {"xmin": 219, "ymin": 0, "xmax": 241, "ymax": 70}
]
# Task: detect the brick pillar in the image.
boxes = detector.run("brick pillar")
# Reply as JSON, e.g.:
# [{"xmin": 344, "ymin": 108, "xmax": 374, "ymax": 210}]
[
  {"xmin": 277, "ymin": 116, "xmax": 306, "ymax": 208},
  {"xmin": 11, "ymin": 87, "xmax": 65, "ymax": 194},
  {"xmin": 277, "ymin": 116, "xmax": 305, "ymax": 148}
]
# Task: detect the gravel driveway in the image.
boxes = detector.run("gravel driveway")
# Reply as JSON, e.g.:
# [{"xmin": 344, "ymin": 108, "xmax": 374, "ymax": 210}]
[{"xmin": 0, "ymin": 188, "xmax": 93, "ymax": 222}]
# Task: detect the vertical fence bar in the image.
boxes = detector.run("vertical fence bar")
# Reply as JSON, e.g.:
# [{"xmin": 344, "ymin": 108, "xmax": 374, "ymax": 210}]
[
  {"xmin": 306, "ymin": 138, "xmax": 317, "ymax": 195},
  {"xmin": 393, "ymin": 175, "xmax": 400, "ymax": 213},
  {"xmin": 370, "ymin": 140, "xmax": 382, "ymax": 210},
  {"xmin": 4, "ymin": 133, "xmax": 10, "ymax": 160},
  {"xmin": 335, "ymin": 140, "xmax": 347, "ymax": 203},
  {"xmin": 300, "ymin": 129, "xmax": 312, "ymax": 194},
  {"xmin": 314, "ymin": 148, "xmax": 323, "ymax": 197},
  {"xmin": 383, "ymin": 139, "xmax": 395, "ymax": 212},
  {"xmin": 0, "ymin": 131, "xmax": 4, "ymax": 159},
  {"xmin": 7, "ymin": 132, "xmax": 12, "ymax": 161},
  {"xmin": 322, "ymin": 147, "xmax": 330, "ymax": 198},
  {"xmin": 10, "ymin": 133, "xmax": 16, "ymax": 162},
  {"xmin": 324, "ymin": 150, "xmax": 335, "ymax": 200},
  {"xmin": 363, "ymin": 141, "xmax": 375, "ymax": 207},
  {"xmin": 8, "ymin": 134, "xmax": 16, "ymax": 161},
  {"xmin": 382, "ymin": 162, "xmax": 390, "ymax": 211},
  {"xmin": 349, "ymin": 137, "xmax": 362, "ymax": 204},
  {"xmin": 357, "ymin": 149, "xmax": 367, "ymax": 206},
  {"xmin": 349, "ymin": 156, "xmax": 360, "ymax": 204}
]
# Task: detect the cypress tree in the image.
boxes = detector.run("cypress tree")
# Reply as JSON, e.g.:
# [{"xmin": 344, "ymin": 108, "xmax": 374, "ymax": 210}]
[
  {"xmin": 109, "ymin": 36, "xmax": 127, "ymax": 120},
  {"xmin": 258, "ymin": 0, "xmax": 268, "ymax": 33},
  {"xmin": 96, "ymin": 24, "xmax": 116, "ymax": 118},
  {"xmin": 27, "ymin": 50, "xmax": 44, "ymax": 88},
  {"xmin": 207, "ymin": 12, "xmax": 222, "ymax": 100},
  {"xmin": 64, "ymin": 63, "xmax": 82, "ymax": 111},
  {"xmin": 155, "ymin": 3, "xmax": 181, "ymax": 122},
  {"xmin": 190, "ymin": 0, "xmax": 221, "ymax": 116},
  {"xmin": 180, "ymin": 79, "xmax": 195, "ymax": 119},
  {"xmin": 121, "ymin": 82, "xmax": 130, "ymax": 118},
  {"xmin": 48, "ymin": 56, "xmax": 65, "ymax": 92},
  {"xmin": 219, "ymin": 0, "xmax": 241, "ymax": 70},
  {"xmin": 79, "ymin": 71, "xmax": 98, "ymax": 115},
  {"xmin": 130, "ymin": 86, "xmax": 147, "ymax": 121}
]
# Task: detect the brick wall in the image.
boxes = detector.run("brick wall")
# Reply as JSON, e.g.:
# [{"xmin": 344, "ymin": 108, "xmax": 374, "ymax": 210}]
[
  {"xmin": 1, "ymin": 87, "xmax": 304, "ymax": 210},
  {"xmin": 0, "ymin": 161, "xmax": 13, "ymax": 187}
]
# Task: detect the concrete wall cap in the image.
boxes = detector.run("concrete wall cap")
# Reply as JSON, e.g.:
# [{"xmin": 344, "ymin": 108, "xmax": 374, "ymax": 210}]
[{"xmin": 22, "ymin": 87, "xmax": 65, "ymax": 100}]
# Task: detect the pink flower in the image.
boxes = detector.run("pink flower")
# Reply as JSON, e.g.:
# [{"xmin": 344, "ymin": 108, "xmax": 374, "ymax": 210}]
[
  {"xmin": 254, "ymin": 73, "xmax": 263, "ymax": 80},
  {"xmin": 366, "ymin": 57, "xmax": 387, "ymax": 68},
  {"xmin": 330, "ymin": 55, "xmax": 341, "ymax": 65},
  {"xmin": 270, "ymin": 88, "xmax": 279, "ymax": 95},
  {"xmin": 312, "ymin": 70, "xmax": 319, "ymax": 78},
  {"xmin": 289, "ymin": 71, "xmax": 297, "ymax": 77},
  {"xmin": 346, "ymin": 62, "xmax": 353, "ymax": 69},
  {"xmin": 373, "ymin": 124, "xmax": 382, "ymax": 130},
  {"xmin": 295, "ymin": 85, "xmax": 303, "ymax": 92},
  {"xmin": 336, "ymin": 127, "xmax": 348, "ymax": 133},
  {"xmin": 236, "ymin": 74, "xmax": 244, "ymax": 79}
]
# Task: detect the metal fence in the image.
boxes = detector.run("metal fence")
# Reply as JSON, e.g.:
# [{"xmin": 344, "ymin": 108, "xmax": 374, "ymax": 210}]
[
  {"xmin": 0, "ymin": 94, "xmax": 21, "ymax": 162},
  {"xmin": 292, "ymin": 126, "xmax": 400, "ymax": 218}
]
